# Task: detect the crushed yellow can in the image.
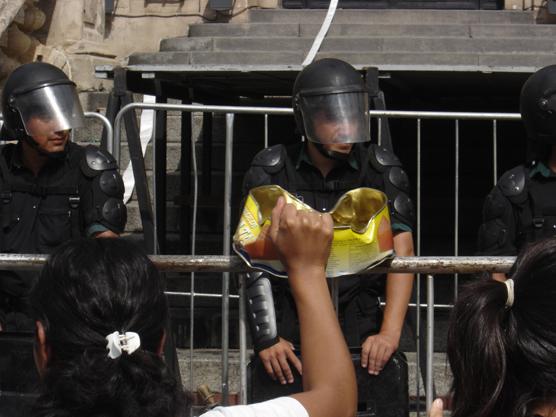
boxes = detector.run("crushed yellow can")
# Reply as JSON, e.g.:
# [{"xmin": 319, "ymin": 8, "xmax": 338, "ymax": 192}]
[{"xmin": 233, "ymin": 185, "xmax": 394, "ymax": 278}]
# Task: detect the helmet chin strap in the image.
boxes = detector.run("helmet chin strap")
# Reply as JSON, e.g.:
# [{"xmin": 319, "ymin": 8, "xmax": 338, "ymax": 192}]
[{"xmin": 313, "ymin": 142, "xmax": 351, "ymax": 162}]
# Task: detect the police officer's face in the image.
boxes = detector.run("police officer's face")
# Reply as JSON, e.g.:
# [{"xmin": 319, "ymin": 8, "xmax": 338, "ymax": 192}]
[
  {"xmin": 312, "ymin": 115, "xmax": 356, "ymax": 155},
  {"xmin": 26, "ymin": 117, "xmax": 70, "ymax": 154}
]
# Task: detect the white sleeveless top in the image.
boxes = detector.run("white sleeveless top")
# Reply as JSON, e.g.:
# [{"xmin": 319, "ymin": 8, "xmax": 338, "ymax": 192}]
[{"xmin": 200, "ymin": 397, "xmax": 308, "ymax": 417}]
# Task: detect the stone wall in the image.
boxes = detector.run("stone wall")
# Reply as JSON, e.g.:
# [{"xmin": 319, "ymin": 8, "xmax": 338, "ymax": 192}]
[{"xmin": 0, "ymin": 0, "xmax": 252, "ymax": 91}]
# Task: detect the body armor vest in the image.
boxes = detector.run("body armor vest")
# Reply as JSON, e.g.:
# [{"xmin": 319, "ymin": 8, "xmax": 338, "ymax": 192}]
[
  {"xmin": 516, "ymin": 175, "xmax": 556, "ymax": 249},
  {"xmin": 0, "ymin": 146, "xmax": 82, "ymax": 253}
]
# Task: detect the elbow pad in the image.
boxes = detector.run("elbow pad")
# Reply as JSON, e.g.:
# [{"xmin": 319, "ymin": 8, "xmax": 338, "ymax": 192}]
[
  {"xmin": 368, "ymin": 145, "xmax": 415, "ymax": 231},
  {"xmin": 80, "ymin": 146, "xmax": 127, "ymax": 233}
]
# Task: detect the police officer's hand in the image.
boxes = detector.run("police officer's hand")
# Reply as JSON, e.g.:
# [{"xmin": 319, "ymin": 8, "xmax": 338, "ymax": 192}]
[
  {"xmin": 259, "ymin": 337, "xmax": 303, "ymax": 384},
  {"xmin": 360, "ymin": 330, "xmax": 399, "ymax": 375}
]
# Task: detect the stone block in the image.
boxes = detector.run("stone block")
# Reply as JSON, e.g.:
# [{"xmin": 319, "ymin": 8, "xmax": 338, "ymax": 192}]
[
  {"xmin": 128, "ymin": 51, "xmax": 191, "ymax": 66},
  {"xmin": 46, "ymin": 0, "xmax": 84, "ymax": 46},
  {"xmin": 161, "ymin": 37, "xmax": 213, "ymax": 52}
]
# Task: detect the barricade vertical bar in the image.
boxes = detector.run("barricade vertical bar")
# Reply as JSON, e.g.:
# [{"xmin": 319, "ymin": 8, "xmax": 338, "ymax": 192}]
[
  {"xmin": 154, "ymin": 96, "xmax": 168, "ymax": 253},
  {"xmin": 377, "ymin": 117, "xmax": 382, "ymax": 146},
  {"xmin": 221, "ymin": 113, "xmax": 235, "ymax": 405},
  {"xmin": 454, "ymin": 120, "xmax": 459, "ymax": 300},
  {"xmin": 239, "ymin": 274, "xmax": 248, "ymax": 404},
  {"xmin": 416, "ymin": 118, "xmax": 422, "ymax": 416},
  {"xmin": 152, "ymin": 113, "xmax": 159, "ymax": 254},
  {"xmin": 84, "ymin": 112, "xmax": 113, "ymax": 154},
  {"xmin": 189, "ymin": 109, "xmax": 200, "ymax": 401},
  {"xmin": 426, "ymin": 274, "xmax": 435, "ymax": 413},
  {"xmin": 264, "ymin": 114, "xmax": 269, "ymax": 149},
  {"xmin": 493, "ymin": 120, "xmax": 498, "ymax": 185}
]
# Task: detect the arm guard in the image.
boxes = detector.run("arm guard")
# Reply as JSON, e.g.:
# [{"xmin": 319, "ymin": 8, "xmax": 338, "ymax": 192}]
[
  {"xmin": 245, "ymin": 271, "xmax": 280, "ymax": 352},
  {"xmin": 80, "ymin": 146, "xmax": 127, "ymax": 233},
  {"xmin": 368, "ymin": 145, "xmax": 416, "ymax": 232}
]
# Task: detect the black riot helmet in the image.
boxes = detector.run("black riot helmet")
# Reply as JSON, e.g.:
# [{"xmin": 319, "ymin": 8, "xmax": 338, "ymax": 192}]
[
  {"xmin": 292, "ymin": 58, "xmax": 370, "ymax": 160},
  {"xmin": 1, "ymin": 62, "xmax": 84, "ymax": 148},
  {"xmin": 520, "ymin": 65, "xmax": 556, "ymax": 146}
]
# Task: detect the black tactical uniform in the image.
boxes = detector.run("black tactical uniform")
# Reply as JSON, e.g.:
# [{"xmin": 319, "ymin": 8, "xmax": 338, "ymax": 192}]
[
  {"xmin": 478, "ymin": 65, "xmax": 556, "ymax": 256},
  {"xmin": 0, "ymin": 62, "xmax": 126, "ymax": 330},
  {"xmin": 243, "ymin": 141, "xmax": 414, "ymax": 350}
]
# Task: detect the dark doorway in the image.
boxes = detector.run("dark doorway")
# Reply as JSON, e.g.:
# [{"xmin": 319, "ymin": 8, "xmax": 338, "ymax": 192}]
[{"xmin": 282, "ymin": 0, "xmax": 503, "ymax": 10}]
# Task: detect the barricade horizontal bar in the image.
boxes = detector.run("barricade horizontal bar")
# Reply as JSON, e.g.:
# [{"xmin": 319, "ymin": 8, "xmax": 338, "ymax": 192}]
[
  {"xmin": 165, "ymin": 291, "xmax": 240, "ymax": 299},
  {"xmin": 115, "ymin": 102, "xmax": 521, "ymax": 121},
  {"xmin": 0, "ymin": 254, "xmax": 515, "ymax": 273}
]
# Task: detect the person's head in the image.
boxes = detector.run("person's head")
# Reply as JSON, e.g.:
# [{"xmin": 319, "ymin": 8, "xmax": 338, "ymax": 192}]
[
  {"xmin": 1, "ymin": 62, "xmax": 84, "ymax": 156},
  {"xmin": 520, "ymin": 65, "xmax": 556, "ymax": 162},
  {"xmin": 448, "ymin": 238, "xmax": 556, "ymax": 417},
  {"xmin": 292, "ymin": 58, "xmax": 370, "ymax": 161},
  {"xmin": 30, "ymin": 238, "xmax": 187, "ymax": 417}
]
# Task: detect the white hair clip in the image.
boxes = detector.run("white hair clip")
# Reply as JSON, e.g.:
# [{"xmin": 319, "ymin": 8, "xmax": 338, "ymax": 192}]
[
  {"xmin": 105, "ymin": 331, "xmax": 141, "ymax": 359},
  {"xmin": 504, "ymin": 278, "xmax": 515, "ymax": 308}
]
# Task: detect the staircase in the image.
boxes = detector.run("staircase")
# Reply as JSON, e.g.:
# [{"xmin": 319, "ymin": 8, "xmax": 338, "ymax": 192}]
[{"xmin": 128, "ymin": 9, "xmax": 556, "ymax": 75}]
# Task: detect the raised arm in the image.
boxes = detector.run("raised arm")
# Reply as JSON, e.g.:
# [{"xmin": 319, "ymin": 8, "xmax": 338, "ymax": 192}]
[{"xmin": 269, "ymin": 198, "xmax": 357, "ymax": 417}]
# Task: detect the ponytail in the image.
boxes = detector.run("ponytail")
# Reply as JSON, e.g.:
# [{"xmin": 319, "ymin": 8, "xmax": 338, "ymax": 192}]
[
  {"xmin": 32, "ymin": 349, "xmax": 188, "ymax": 417},
  {"xmin": 448, "ymin": 279, "xmax": 514, "ymax": 417},
  {"xmin": 29, "ymin": 239, "xmax": 191, "ymax": 417},
  {"xmin": 449, "ymin": 238, "xmax": 556, "ymax": 417}
]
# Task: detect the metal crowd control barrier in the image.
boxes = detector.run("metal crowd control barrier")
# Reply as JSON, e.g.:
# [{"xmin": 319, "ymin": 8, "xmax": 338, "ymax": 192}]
[
  {"xmin": 0, "ymin": 253, "xmax": 515, "ymax": 413},
  {"xmin": 112, "ymin": 103, "xmax": 521, "ymax": 413}
]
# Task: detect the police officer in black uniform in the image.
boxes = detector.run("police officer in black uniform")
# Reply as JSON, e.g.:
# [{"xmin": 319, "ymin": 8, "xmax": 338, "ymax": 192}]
[
  {"xmin": 0, "ymin": 62, "xmax": 126, "ymax": 331},
  {"xmin": 242, "ymin": 58, "xmax": 415, "ymax": 384},
  {"xmin": 478, "ymin": 65, "xmax": 556, "ymax": 281}
]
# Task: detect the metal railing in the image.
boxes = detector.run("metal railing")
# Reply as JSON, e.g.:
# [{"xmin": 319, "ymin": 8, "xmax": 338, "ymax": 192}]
[
  {"xmin": 0, "ymin": 253, "xmax": 515, "ymax": 413},
  {"xmin": 4, "ymin": 104, "xmax": 527, "ymax": 411},
  {"xmin": 116, "ymin": 104, "xmax": 522, "ymax": 412}
]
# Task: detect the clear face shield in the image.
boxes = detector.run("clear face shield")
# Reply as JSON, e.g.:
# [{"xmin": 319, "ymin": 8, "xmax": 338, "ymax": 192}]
[
  {"xmin": 299, "ymin": 91, "xmax": 370, "ymax": 144},
  {"xmin": 12, "ymin": 83, "xmax": 84, "ymax": 138}
]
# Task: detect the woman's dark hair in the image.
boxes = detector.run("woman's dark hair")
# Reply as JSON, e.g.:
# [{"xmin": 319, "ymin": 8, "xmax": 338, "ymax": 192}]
[
  {"xmin": 448, "ymin": 238, "xmax": 556, "ymax": 417},
  {"xmin": 30, "ymin": 238, "xmax": 189, "ymax": 417}
]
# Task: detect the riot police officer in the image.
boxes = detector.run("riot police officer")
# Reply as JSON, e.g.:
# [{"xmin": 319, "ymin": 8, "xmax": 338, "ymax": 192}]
[
  {"xmin": 478, "ymin": 65, "xmax": 556, "ymax": 281},
  {"xmin": 0, "ymin": 62, "xmax": 126, "ymax": 330},
  {"xmin": 242, "ymin": 58, "xmax": 415, "ymax": 384}
]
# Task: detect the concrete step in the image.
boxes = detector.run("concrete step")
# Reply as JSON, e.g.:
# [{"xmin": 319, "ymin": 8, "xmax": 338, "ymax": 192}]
[
  {"xmin": 247, "ymin": 8, "xmax": 534, "ymax": 24},
  {"xmin": 161, "ymin": 36, "xmax": 556, "ymax": 55},
  {"xmin": 188, "ymin": 22, "xmax": 469, "ymax": 37},
  {"xmin": 177, "ymin": 349, "xmax": 452, "ymax": 396},
  {"xmin": 130, "ymin": 50, "xmax": 556, "ymax": 71},
  {"xmin": 188, "ymin": 22, "xmax": 556, "ymax": 38}
]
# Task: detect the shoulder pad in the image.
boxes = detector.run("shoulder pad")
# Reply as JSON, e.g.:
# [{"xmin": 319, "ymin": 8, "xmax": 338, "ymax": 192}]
[
  {"xmin": 80, "ymin": 146, "xmax": 118, "ymax": 178},
  {"xmin": 252, "ymin": 145, "xmax": 286, "ymax": 175},
  {"xmin": 368, "ymin": 144, "xmax": 401, "ymax": 173},
  {"xmin": 388, "ymin": 166, "xmax": 410, "ymax": 193},
  {"xmin": 497, "ymin": 165, "xmax": 527, "ymax": 198}
]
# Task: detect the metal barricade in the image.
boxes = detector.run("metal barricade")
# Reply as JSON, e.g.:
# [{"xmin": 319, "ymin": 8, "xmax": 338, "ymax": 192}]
[
  {"xmin": 0, "ymin": 253, "xmax": 515, "ymax": 414},
  {"xmin": 111, "ymin": 103, "xmax": 521, "ymax": 413}
]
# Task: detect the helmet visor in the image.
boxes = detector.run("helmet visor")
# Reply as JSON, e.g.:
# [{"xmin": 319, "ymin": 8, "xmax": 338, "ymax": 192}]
[
  {"xmin": 299, "ymin": 91, "xmax": 370, "ymax": 144},
  {"xmin": 13, "ymin": 84, "xmax": 84, "ymax": 138}
]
